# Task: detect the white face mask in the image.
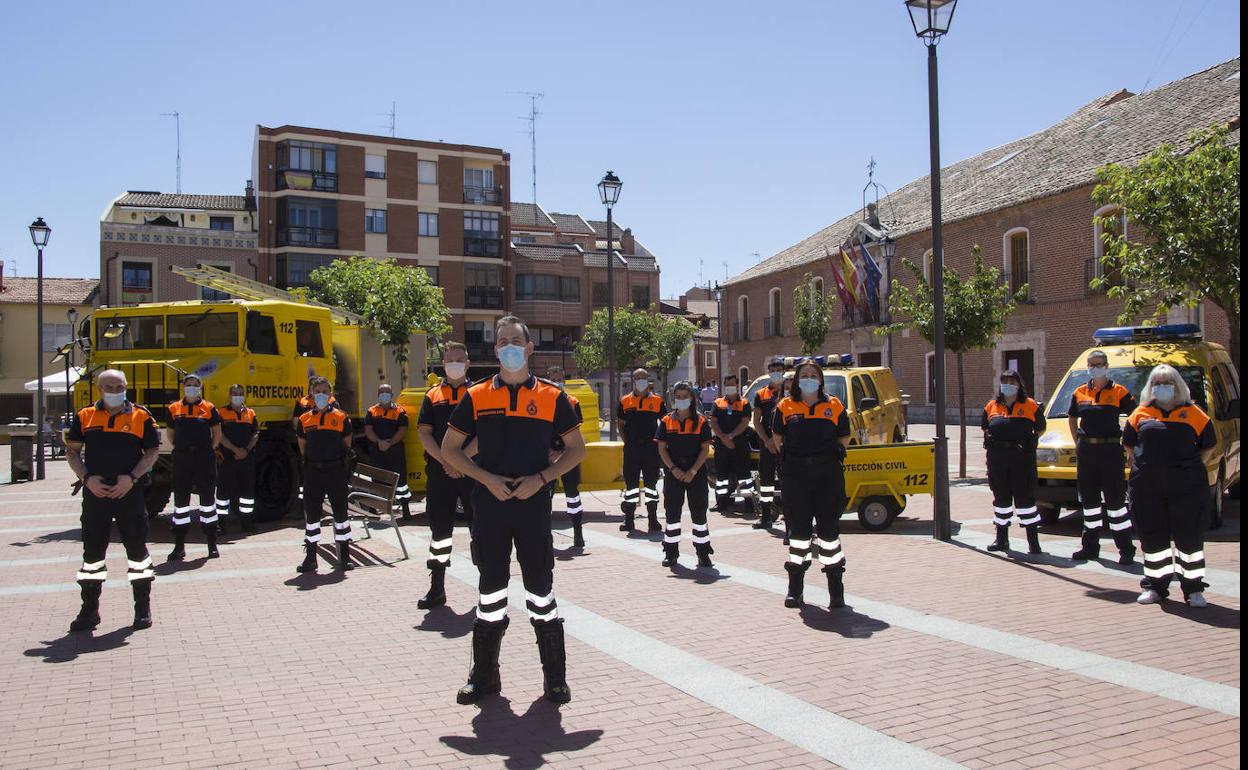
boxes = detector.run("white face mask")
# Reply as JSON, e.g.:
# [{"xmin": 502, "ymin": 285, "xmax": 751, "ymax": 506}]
[
  {"xmin": 673, "ymin": 398, "xmax": 692, "ymax": 410},
  {"xmin": 723, "ymin": 386, "xmax": 738, "ymax": 397},
  {"xmin": 444, "ymin": 362, "xmax": 468, "ymax": 380},
  {"xmin": 230, "ymin": 395, "xmax": 245, "ymax": 408},
  {"xmin": 183, "ymin": 385, "xmax": 202, "ymax": 400},
  {"xmin": 634, "ymin": 379, "xmax": 649, "ymax": 393},
  {"xmin": 1088, "ymin": 366, "xmax": 1108, "ymax": 380}
]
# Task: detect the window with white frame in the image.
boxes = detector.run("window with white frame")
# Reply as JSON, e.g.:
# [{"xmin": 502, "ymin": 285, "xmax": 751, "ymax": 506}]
[
  {"xmin": 1003, "ymin": 228, "xmax": 1029, "ymax": 298},
  {"xmin": 365, "ymin": 154, "xmax": 386, "ymax": 179},
  {"xmin": 922, "ymin": 249, "xmax": 935, "ymax": 283},
  {"xmin": 739, "ymin": 366, "xmax": 750, "ymax": 386},
  {"xmin": 767, "ymin": 287, "xmax": 782, "ymax": 337},
  {"xmin": 925, "ymin": 351, "xmax": 936, "ymax": 405},
  {"xmin": 365, "ymin": 208, "xmax": 387, "ymax": 234},
  {"xmin": 704, "ymin": 349, "xmax": 717, "ymax": 369},
  {"xmin": 418, "ymin": 212, "xmax": 439, "ymax": 237},
  {"xmin": 417, "ymin": 160, "xmax": 438, "ymax": 184},
  {"xmin": 464, "ymin": 167, "xmax": 494, "ymax": 188},
  {"xmin": 42, "ymin": 323, "xmax": 73, "ymax": 352},
  {"xmin": 1093, "ymin": 205, "xmax": 1127, "ymax": 287}
]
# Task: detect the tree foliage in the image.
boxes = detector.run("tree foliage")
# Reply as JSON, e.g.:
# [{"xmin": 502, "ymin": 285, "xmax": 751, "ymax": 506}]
[
  {"xmin": 880, "ymin": 246, "xmax": 1025, "ymax": 477},
  {"xmin": 1091, "ymin": 124, "xmax": 1240, "ymax": 368},
  {"xmin": 306, "ymin": 257, "xmax": 451, "ymax": 382},
  {"xmin": 792, "ymin": 272, "xmax": 836, "ymax": 356},
  {"xmin": 573, "ymin": 305, "xmax": 697, "ymax": 388},
  {"xmin": 650, "ymin": 313, "xmax": 699, "ymax": 391}
]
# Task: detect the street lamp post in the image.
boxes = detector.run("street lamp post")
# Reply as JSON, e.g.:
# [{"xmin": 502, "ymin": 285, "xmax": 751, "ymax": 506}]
[
  {"xmin": 29, "ymin": 217, "xmax": 51, "ymax": 481},
  {"xmin": 66, "ymin": 307, "xmax": 79, "ymax": 420},
  {"xmin": 598, "ymin": 171, "xmax": 622, "ymax": 441},
  {"xmin": 906, "ymin": 0, "xmax": 957, "ymax": 541},
  {"xmin": 880, "ymin": 236, "xmax": 898, "ymax": 370}
]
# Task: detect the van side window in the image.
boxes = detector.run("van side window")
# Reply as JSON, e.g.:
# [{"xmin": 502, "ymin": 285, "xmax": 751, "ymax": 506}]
[
  {"xmin": 295, "ymin": 320, "xmax": 324, "ymax": 358},
  {"xmin": 245, "ymin": 312, "xmax": 279, "ymax": 355},
  {"xmin": 862, "ymin": 375, "xmax": 881, "ymax": 403},
  {"xmin": 851, "ymin": 375, "xmax": 868, "ymax": 407},
  {"xmin": 1210, "ymin": 365, "xmax": 1230, "ymax": 417}
]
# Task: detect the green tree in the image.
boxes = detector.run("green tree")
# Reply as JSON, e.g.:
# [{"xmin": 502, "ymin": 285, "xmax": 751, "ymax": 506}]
[
  {"xmin": 573, "ymin": 305, "xmax": 656, "ymax": 376},
  {"xmin": 1092, "ymin": 124, "xmax": 1241, "ymax": 369},
  {"xmin": 648, "ymin": 313, "xmax": 698, "ymax": 394},
  {"xmin": 792, "ymin": 272, "xmax": 836, "ymax": 356},
  {"xmin": 880, "ymin": 246, "xmax": 1025, "ymax": 478},
  {"xmin": 306, "ymin": 256, "xmax": 451, "ymax": 387}
]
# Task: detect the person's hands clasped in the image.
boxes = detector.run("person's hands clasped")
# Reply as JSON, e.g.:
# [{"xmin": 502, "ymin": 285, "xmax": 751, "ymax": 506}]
[
  {"xmin": 84, "ymin": 475, "xmax": 113, "ymax": 498},
  {"xmin": 233, "ymin": 447, "xmax": 248, "ymax": 460},
  {"xmin": 483, "ymin": 473, "xmax": 515, "ymax": 501},
  {"xmin": 108, "ymin": 474, "xmax": 135, "ymax": 499},
  {"xmin": 721, "ymin": 436, "xmax": 735, "ymax": 450},
  {"xmin": 511, "ymin": 474, "xmax": 547, "ymax": 500}
]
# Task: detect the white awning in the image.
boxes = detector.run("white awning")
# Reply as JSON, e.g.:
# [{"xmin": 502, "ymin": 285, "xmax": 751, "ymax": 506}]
[{"xmin": 24, "ymin": 367, "xmax": 84, "ymax": 394}]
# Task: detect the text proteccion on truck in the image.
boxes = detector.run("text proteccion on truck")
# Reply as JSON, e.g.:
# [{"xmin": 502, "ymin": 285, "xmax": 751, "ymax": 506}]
[{"xmin": 71, "ymin": 264, "xmax": 423, "ymax": 520}]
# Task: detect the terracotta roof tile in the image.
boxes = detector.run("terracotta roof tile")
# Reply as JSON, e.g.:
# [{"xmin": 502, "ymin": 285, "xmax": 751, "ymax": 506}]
[
  {"xmin": 116, "ymin": 192, "xmax": 249, "ymax": 211},
  {"xmin": 0, "ymin": 277, "xmax": 100, "ymax": 305}
]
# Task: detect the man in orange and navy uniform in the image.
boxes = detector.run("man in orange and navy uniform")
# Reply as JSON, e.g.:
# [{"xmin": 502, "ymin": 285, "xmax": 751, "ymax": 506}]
[
  {"xmin": 416, "ymin": 341, "xmax": 476, "ymax": 610},
  {"xmin": 364, "ymin": 383, "xmax": 412, "ymax": 520},
  {"xmin": 65, "ymin": 369, "xmax": 162, "ymax": 631},
  {"xmin": 217, "ymin": 384, "xmax": 260, "ymax": 533},
  {"xmin": 616, "ymin": 368, "xmax": 666, "ymax": 532},
  {"xmin": 1068, "ymin": 350, "xmax": 1137, "ymax": 563},
  {"xmin": 441, "ymin": 316, "xmax": 586, "ymax": 705},
  {"xmin": 291, "ymin": 376, "xmax": 338, "ymax": 504},
  {"xmin": 750, "ymin": 358, "xmax": 787, "ymax": 530},
  {"xmin": 166, "ymin": 374, "xmax": 223, "ymax": 561},
  {"xmin": 296, "ymin": 377, "xmax": 355, "ymax": 573},
  {"xmin": 982, "ymin": 370, "xmax": 1048, "ymax": 555},
  {"xmin": 710, "ymin": 373, "xmax": 753, "ymax": 512}
]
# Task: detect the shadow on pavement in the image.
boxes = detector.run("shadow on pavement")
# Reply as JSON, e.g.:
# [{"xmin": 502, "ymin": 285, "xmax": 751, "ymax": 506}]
[
  {"xmin": 799, "ymin": 604, "xmax": 890, "ymax": 638},
  {"xmin": 439, "ymin": 696, "xmax": 603, "ymax": 770},
  {"xmin": 1159, "ymin": 601, "xmax": 1241, "ymax": 629},
  {"xmin": 8, "ymin": 528, "xmax": 83, "ymax": 547},
  {"xmin": 282, "ymin": 555, "xmax": 347, "ymax": 591},
  {"xmin": 24, "ymin": 626, "xmax": 137, "ymax": 664},
  {"xmin": 415, "ymin": 605, "xmax": 475, "ymax": 639},
  {"xmin": 665, "ymin": 561, "xmax": 730, "ymax": 585}
]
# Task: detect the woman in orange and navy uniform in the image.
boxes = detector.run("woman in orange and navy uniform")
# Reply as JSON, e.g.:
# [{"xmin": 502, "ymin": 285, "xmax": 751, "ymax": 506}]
[
  {"xmin": 166, "ymin": 374, "xmax": 223, "ymax": 561},
  {"xmin": 364, "ymin": 383, "xmax": 412, "ymax": 520},
  {"xmin": 217, "ymin": 383, "xmax": 260, "ymax": 534},
  {"xmin": 982, "ymin": 369, "xmax": 1047, "ymax": 555},
  {"xmin": 771, "ymin": 359, "xmax": 852, "ymax": 610},
  {"xmin": 655, "ymin": 382, "xmax": 714, "ymax": 568},
  {"xmin": 296, "ymin": 377, "xmax": 355, "ymax": 573},
  {"xmin": 1124, "ymin": 364, "xmax": 1216, "ymax": 608}
]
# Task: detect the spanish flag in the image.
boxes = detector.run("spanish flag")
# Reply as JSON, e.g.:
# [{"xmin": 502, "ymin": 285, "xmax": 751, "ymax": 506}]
[{"xmin": 839, "ymin": 246, "xmax": 861, "ymax": 310}]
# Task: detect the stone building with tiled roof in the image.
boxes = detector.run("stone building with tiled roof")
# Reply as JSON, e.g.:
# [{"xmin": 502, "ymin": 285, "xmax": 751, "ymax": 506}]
[
  {"xmin": 509, "ymin": 201, "xmax": 661, "ymax": 404},
  {"xmin": 723, "ymin": 57, "xmax": 1239, "ymax": 422}
]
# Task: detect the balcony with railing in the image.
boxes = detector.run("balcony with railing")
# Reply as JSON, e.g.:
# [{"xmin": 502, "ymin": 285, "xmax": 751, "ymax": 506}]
[
  {"xmin": 277, "ymin": 226, "xmax": 338, "ymax": 249},
  {"xmin": 763, "ymin": 314, "xmax": 782, "ymax": 338},
  {"xmin": 1083, "ymin": 258, "xmax": 1130, "ymax": 295},
  {"xmin": 464, "ymin": 235, "xmax": 503, "ymax": 258},
  {"xmin": 1000, "ymin": 269, "xmax": 1033, "ymax": 303},
  {"xmin": 463, "ymin": 186, "xmax": 501, "ymax": 205},
  {"xmin": 733, "ymin": 320, "xmax": 749, "ymax": 342},
  {"xmin": 465, "ymin": 286, "xmax": 504, "ymax": 310},
  {"xmin": 101, "ymin": 221, "xmax": 257, "ymax": 249},
  {"xmin": 276, "ymin": 167, "xmax": 338, "ymax": 192}
]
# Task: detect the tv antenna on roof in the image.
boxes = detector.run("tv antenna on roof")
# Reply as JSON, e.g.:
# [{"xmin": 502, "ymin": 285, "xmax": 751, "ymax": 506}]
[
  {"xmin": 379, "ymin": 101, "xmax": 396, "ymax": 137},
  {"xmin": 511, "ymin": 91, "xmax": 544, "ymax": 205},
  {"xmin": 161, "ymin": 111, "xmax": 181, "ymax": 192}
]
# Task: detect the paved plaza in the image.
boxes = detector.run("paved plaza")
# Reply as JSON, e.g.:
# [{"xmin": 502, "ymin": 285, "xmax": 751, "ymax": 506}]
[{"xmin": 0, "ymin": 430, "xmax": 1239, "ymax": 770}]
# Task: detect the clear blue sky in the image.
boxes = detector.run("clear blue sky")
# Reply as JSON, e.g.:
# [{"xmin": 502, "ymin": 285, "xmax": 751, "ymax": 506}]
[{"xmin": 1, "ymin": 0, "xmax": 1239, "ymax": 295}]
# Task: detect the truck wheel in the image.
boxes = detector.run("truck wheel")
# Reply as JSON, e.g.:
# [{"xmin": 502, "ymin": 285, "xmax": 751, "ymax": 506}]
[
  {"xmin": 858, "ymin": 496, "xmax": 899, "ymax": 532},
  {"xmin": 254, "ymin": 439, "xmax": 299, "ymax": 523},
  {"xmin": 1038, "ymin": 505, "xmax": 1062, "ymax": 525},
  {"xmin": 1209, "ymin": 465, "xmax": 1226, "ymax": 529},
  {"xmin": 144, "ymin": 469, "xmax": 172, "ymax": 521}
]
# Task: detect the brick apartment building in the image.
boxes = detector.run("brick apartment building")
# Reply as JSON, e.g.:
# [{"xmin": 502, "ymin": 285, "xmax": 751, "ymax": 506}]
[
  {"xmin": 252, "ymin": 125, "xmax": 511, "ymax": 358},
  {"xmin": 509, "ymin": 202, "xmax": 660, "ymax": 391},
  {"xmin": 723, "ymin": 58, "xmax": 1239, "ymax": 421},
  {"xmin": 98, "ymin": 190, "xmax": 259, "ymax": 306},
  {"xmin": 662, "ymin": 286, "xmax": 720, "ymax": 387}
]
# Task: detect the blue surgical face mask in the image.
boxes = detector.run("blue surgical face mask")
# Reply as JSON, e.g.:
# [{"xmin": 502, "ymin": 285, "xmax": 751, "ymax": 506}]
[
  {"xmin": 1151, "ymin": 383, "xmax": 1176, "ymax": 404},
  {"xmin": 1000, "ymin": 383, "xmax": 1019, "ymax": 399},
  {"xmin": 230, "ymin": 395, "xmax": 245, "ymax": 408},
  {"xmin": 723, "ymin": 386, "xmax": 738, "ymax": 397},
  {"xmin": 673, "ymin": 398, "xmax": 692, "ymax": 410},
  {"xmin": 1088, "ymin": 366, "xmax": 1109, "ymax": 380},
  {"xmin": 497, "ymin": 344, "xmax": 527, "ymax": 372},
  {"xmin": 798, "ymin": 378, "xmax": 820, "ymax": 395},
  {"xmin": 183, "ymin": 385, "xmax": 202, "ymax": 400},
  {"xmin": 313, "ymin": 393, "xmax": 331, "ymax": 410},
  {"xmin": 102, "ymin": 391, "xmax": 126, "ymax": 408},
  {"xmin": 769, "ymin": 371, "xmax": 784, "ymax": 384},
  {"xmin": 634, "ymin": 379, "xmax": 649, "ymax": 393},
  {"xmin": 378, "ymin": 392, "xmax": 393, "ymax": 405}
]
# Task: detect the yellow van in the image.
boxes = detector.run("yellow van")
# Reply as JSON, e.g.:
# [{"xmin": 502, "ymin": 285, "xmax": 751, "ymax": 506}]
[
  {"xmin": 1035, "ymin": 324, "xmax": 1241, "ymax": 524},
  {"xmin": 742, "ymin": 355, "xmax": 908, "ymax": 448}
]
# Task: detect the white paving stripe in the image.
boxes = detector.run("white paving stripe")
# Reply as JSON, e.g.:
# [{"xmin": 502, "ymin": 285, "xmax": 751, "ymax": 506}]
[
  {"xmin": 0, "ymin": 539, "xmax": 296, "ymax": 568},
  {"xmin": 574, "ymin": 527, "xmax": 1241, "ymax": 718},
  {"xmin": 0, "ymin": 497, "xmax": 80, "ymax": 505},
  {"xmin": 0, "ymin": 566, "xmax": 293, "ymax": 596},
  {"xmin": 1, "ymin": 512, "xmax": 88, "ymax": 521},
  {"xmin": 0, "ymin": 526, "xmax": 80, "ymax": 535}
]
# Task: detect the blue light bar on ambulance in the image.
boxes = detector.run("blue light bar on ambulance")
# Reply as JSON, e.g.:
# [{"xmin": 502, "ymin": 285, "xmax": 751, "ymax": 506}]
[
  {"xmin": 1092, "ymin": 324, "xmax": 1203, "ymax": 344},
  {"xmin": 779, "ymin": 353, "xmax": 854, "ymax": 367}
]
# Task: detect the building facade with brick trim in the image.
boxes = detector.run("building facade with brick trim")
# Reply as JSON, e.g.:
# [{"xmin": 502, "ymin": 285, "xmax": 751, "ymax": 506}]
[
  {"xmin": 252, "ymin": 125, "xmax": 511, "ymax": 361},
  {"xmin": 722, "ymin": 58, "xmax": 1239, "ymax": 421}
]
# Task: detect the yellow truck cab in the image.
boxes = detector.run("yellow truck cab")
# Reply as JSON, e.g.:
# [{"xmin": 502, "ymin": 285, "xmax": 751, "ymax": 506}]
[{"xmin": 1036, "ymin": 324, "xmax": 1241, "ymax": 524}]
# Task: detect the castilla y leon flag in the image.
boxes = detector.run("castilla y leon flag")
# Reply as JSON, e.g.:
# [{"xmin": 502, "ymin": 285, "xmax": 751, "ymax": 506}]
[
  {"xmin": 838, "ymin": 246, "xmax": 862, "ymax": 310},
  {"xmin": 825, "ymin": 245, "xmax": 854, "ymax": 308}
]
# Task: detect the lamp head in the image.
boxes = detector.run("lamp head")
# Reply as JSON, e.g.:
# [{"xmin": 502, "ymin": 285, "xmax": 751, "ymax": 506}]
[
  {"xmin": 29, "ymin": 217, "xmax": 51, "ymax": 248},
  {"xmin": 597, "ymin": 170, "xmax": 622, "ymax": 207},
  {"xmin": 905, "ymin": 0, "xmax": 957, "ymax": 44}
]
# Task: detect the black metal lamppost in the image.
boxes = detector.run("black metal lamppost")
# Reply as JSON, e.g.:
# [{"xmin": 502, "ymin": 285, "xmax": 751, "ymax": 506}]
[
  {"xmin": 905, "ymin": 0, "xmax": 957, "ymax": 541},
  {"xmin": 29, "ymin": 217, "xmax": 52, "ymax": 481},
  {"xmin": 880, "ymin": 235, "xmax": 898, "ymax": 370},
  {"xmin": 598, "ymin": 171, "xmax": 622, "ymax": 441}
]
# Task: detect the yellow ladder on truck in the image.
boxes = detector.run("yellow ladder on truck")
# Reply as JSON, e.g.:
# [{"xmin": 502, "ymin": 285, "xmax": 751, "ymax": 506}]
[{"xmin": 169, "ymin": 263, "xmax": 366, "ymax": 326}]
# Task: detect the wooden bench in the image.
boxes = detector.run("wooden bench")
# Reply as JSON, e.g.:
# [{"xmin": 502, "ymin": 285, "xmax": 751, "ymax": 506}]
[{"xmin": 346, "ymin": 464, "xmax": 410, "ymax": 561}]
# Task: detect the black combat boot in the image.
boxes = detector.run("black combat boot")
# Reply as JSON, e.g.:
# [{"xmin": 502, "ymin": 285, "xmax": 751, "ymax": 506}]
[
  {"xmin": 296, "ymin": 542, "xmax": 319, "ymax": 573},
  {"xmin": 570, "ymin": 514, "xmax": 585, "ymax": 548},
  {"xmin": 167, "ymin": 525, "xmax": 188, "ymax": 561},
  {"xmin": 457, "ymin": 617, "xmax": 508, "ymax": 705},
  {"xmin": 661, "ymin": 542, "xmax": 679, "ymax": 568},
  {"xmin": 132, "ymin": 579, "xmax": 153, "ymax": 630},
  {"xmin": 69, "ymin": 581, "xmax": 102, "ymax": 632},
  {"xmin": 418, "ymin": 563, "xmax": 447, "ymax": 609},
  {"xmin": 1113, "ymin": 530, "xmax": 1137, "ymax": 565},
  {"xmin": 986, "ymin": 524, "xmax": 1010, "ymax": 553},
  {"xmin": 240, "ymin": 513, "xmax": 258, "ymax": 533},
  {"xmin": 203, "ymin": 522, "xmax": 220, "ymax": 559},
  {"xmin": 824, "ymin": 566, "xmax": 845, "ymax": 609},
  {"xmin": 1071, "ymin": 528, "xmax": 1101, "ymax": 561},
  {"xmin": 337, "ymin": 540, "xmax": 355, "ymax": 571},
  {"xmin": 533, "ymin": 618, "xmax": 571, "ymax": 704},
  {"xmin": 1025, "ymin": 524, "xmax": 1044, "ymax": 555},
  {"xmin": 400, "ymin": 499, "xmax": 413, "ymax": 521},
  {"xmin": 752, "ymin": 502, "xmax": 774, "ymax": 530},
  {"xmin": 619, "ymin": 510, "xmax": 635, "ymax": 532},
  {"xmin": 694, "ymin": 541, "xmax": 714, "ymax": 569},
  {"xmin": 646, "ymin": 503, "xmax": 661, "ymax": 533},
  {"xmin": 783, "ymin": 562, "xmax": 807, "ymax": 608}
]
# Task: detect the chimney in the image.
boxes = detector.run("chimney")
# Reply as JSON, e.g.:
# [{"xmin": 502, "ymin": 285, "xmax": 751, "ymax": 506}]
[{"xmin": 244, "ymin": 179, "xmax": 256, "ymax": 211}]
